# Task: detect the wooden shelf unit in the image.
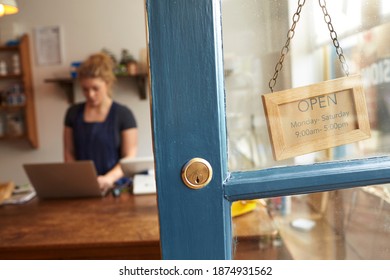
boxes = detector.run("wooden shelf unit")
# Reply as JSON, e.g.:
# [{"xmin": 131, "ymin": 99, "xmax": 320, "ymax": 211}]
[{"xmin": 0, "ymin": 34, "xmax": 38, "ymax": 148}]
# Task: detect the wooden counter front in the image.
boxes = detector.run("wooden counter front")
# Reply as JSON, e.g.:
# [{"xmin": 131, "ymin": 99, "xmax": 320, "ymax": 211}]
[
  {"xmin": 0, "ymin": 193, "xmax": 291, "ymax": 260},
  {"xmin": 0, "ymin": 193, "xmax": 160, "ymax": 259}
]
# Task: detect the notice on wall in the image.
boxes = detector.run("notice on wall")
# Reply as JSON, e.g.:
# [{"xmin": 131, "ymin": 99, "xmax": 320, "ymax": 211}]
[
  {"xmin": 34, "ymin": 26, "xmax": 62, "ymax": 65},
  {"xmin": 262, "ymin": 75, "xmax": 371, "ymax": 160}
]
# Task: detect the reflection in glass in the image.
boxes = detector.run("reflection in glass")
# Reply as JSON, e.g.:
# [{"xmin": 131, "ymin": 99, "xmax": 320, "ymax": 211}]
[
  {"xmin": 233, "ymin": 187, "xmax": 390, "ymax": 260},
  {"xmin": 223, "ymin": 0, "xmax": 390, "ymax": 260}
]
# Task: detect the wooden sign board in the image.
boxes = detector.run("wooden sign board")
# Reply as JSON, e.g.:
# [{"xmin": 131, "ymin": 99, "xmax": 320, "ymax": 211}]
[{"xmin": 262, "ymin": 75, "xmax": 371, "ymax": 161}]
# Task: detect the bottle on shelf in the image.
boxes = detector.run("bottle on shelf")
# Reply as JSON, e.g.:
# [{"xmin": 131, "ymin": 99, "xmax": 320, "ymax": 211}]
[
  {"xmin": 12, "ymin": 54, "xmax": 21, "ymax": 75},
  {"xmin": 13, "ymin": 84, "xmax": 25, "ymax": 105}
]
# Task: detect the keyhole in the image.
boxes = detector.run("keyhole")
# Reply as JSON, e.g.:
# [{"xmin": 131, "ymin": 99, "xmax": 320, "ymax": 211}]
[{"xmin": 192, "ymin": 173, "xmax": 203, "ymax": 185}]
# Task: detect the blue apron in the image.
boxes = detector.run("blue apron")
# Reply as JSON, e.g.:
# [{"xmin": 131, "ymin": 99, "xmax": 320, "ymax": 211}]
[{"xmin": 73, "ymin": 102, "xmax": 120, "ymax": 176}]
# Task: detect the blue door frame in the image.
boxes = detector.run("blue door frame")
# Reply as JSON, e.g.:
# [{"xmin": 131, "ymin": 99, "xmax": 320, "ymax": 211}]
[{"xmin": 146, "ymin": 0, "xmax": 390, "ymax": 259}]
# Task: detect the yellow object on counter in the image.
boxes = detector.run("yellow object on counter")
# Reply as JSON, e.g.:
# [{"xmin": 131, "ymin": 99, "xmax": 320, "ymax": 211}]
[
  {"xmin": 231, "ymin": 200, "xmax": 258, "ymax": 217},
  {"xmin": 0, "ymin": 181, "xmax": 15, "ymax": 203}
]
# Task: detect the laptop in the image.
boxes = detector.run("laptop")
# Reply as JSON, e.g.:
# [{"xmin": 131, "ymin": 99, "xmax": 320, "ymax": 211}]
[
  {"xmin": 119, "ymin": 156, "xmax": 155, "ymax": 177},
  {"xmin": 23, "ymin": 161, "xmax": 106, "ymax": 199},
  {"xmin": 120, "ymin": 157, "xmax": 156, "ymax": 194}
]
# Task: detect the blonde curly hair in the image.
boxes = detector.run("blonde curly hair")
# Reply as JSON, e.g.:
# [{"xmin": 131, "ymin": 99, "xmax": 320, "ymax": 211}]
[{"xmin": 78, "ymin": 52, "xmax": 116, "ymax": 97}]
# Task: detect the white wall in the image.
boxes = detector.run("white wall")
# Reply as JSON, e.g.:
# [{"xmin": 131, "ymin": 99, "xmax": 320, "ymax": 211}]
[{"xmin": 0, "ymin": 0, "xmax": 152, "ymax": 185}]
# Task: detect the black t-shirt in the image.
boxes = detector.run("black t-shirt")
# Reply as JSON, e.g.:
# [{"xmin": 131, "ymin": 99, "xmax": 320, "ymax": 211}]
[{"xmin": 64, "ymin": 102, "xmax": 137, "ymax": 175}]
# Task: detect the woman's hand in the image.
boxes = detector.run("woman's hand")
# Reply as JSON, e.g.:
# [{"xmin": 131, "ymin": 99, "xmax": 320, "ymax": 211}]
[{"xmin": 97, "ymin": 175, "xmax": 115, "ymax": 191}]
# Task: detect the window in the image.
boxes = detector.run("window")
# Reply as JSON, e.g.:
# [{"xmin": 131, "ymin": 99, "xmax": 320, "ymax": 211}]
[{"xmin": 223, "ymin": 0, "xmax": 390, "ymax": 259}]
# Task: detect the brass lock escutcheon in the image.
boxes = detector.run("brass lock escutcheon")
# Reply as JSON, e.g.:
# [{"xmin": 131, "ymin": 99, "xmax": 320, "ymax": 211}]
[{"xmin": 181, "ymin": 158, "xmax": 213, "ymax": 189}]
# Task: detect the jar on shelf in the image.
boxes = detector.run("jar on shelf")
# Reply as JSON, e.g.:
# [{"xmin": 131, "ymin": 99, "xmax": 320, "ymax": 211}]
[
  {"xmin": 5, "ymin": 84, "xmax": 25, "ymax": 106},
  {"xmin": 127, "ymin": 61, "xmax": 138, "ymax": 75},
  {"xmin": 0, "ymin": 90, "xmax": 7, "ymax": 105},
  {"xmin": 0, "ymin": 60, "xmax": 8, "ymax": 76},
  {"xmin": 5, "ymin": 112, "xmax": 24, "ymax": 136},
  {"xmin": 70, "ymin": 61, "xmax": 82, "ymax": 78}
]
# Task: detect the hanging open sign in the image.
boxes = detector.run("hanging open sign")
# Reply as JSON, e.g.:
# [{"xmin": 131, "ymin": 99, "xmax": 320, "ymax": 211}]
[{"xmin": 262, "ymin": 75, "xmax": 371, "ymax": 161}]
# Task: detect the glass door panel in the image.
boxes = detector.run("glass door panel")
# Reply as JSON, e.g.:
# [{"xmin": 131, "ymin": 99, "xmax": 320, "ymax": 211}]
[
  {"xmin": 223, "ymin": 0, "xmax": 390, "ymax": 170},
  {"xmin": 232, "ymin": 186, "xmax": 390, "ymax": 260},
  {"xmin": 223, "ymin": 0, "xmax": 390, "ymax": 260}
]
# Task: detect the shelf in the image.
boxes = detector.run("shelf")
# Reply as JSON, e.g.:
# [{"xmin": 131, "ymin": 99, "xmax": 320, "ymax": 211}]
[
  {"xmin": 0, "ymin": 34, "xmax": 38, "ymax": 149},
  {"xmin": 45, "ymin": 73, "xmax": 148, "ymax": 103},
  {"xmin": 0, "ymin": 45, "xmax": 19, "ymax": 52},
  {"xmin": 0, "ymin": 104, "xmax": 26, "ymax": 111},
  {"xmin": 0, "ymin": 74, "xmax": 23, "ymax": 80},
  {"xmin": 0, "ymin": 134, "xmax": 26, "ymax": 140}
]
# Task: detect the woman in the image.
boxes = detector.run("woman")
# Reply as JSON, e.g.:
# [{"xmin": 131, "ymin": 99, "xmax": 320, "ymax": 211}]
[{"xmin": 64, "ymin": 53, "xmax": 138, "ymax": 191}]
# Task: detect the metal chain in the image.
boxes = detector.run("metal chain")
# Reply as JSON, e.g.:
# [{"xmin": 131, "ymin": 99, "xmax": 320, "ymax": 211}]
[
  {"xmin": 269, "ymin": 0, "xmax": 306, "ymax": 92},
  {"xmin": 268, "ymin": 0, "xmax": 349, "ymax": 92},
  {"xmin": 319, "ymin": 0, "xmax": 350, "ymax": 76}
]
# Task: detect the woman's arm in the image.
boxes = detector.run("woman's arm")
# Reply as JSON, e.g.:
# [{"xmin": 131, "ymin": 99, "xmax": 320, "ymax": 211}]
[
  {"xmin": 121, "ymin": 127, "xmax": 138, "ymax": 159},
  {"xmin": 63, "ymin": 126, "xmax": 76, "ymax": 162},
  {"xmin": 97, "ymin": 128, "xmax": 138, "ymax": 190}
]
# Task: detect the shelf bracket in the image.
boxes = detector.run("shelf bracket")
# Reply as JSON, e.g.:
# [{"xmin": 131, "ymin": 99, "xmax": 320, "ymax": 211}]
[
  {"xmin": 45, "ymin": 78, "xmax": 75, "ymax": 104},
  {"xmin": 135, "ymin": 75, "xmax": 147, "ymax": 100}
]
